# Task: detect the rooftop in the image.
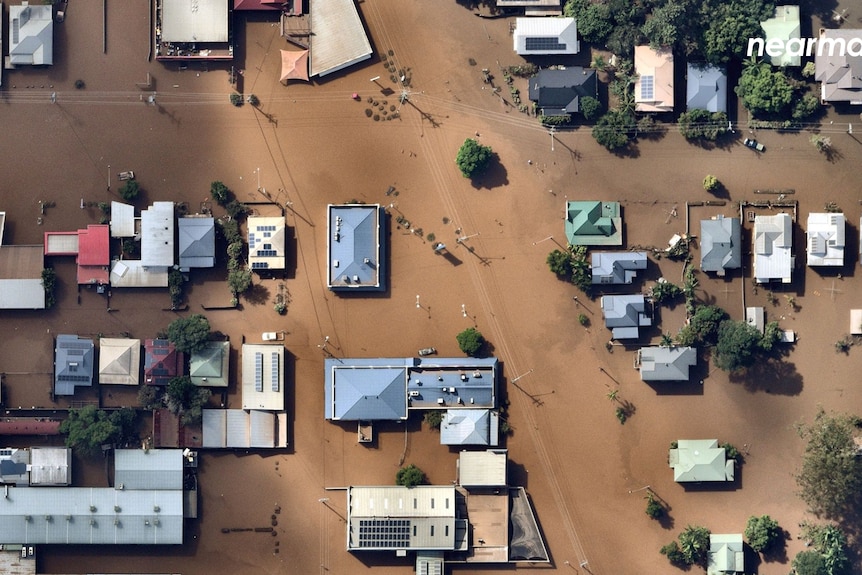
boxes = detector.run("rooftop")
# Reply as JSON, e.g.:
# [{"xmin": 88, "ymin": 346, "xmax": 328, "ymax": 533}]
[
  {"xmin": 700, "ymin": 216, "xmax": 742, "ymax": 276},
  {"xmin": 248, "ymin": 216, "xmax": 286, "ymax": 271},
  {"xmin": 635, "ymin": 46, "xmax": 674, "ymax": 112},
  {"xmin": 513, "ymin": 17, "xmax": 579, "ymax": 55},
  {"xmin": 54, "ymin": 334, "xmax": 95, "ymax": 396},
  {"xmin": 144, "ymin": 339, "xmax": 184, "ymax": 386},
  {"xmin": 636, "ymin": 346, "xmax": 697, "ymax": 381},
  {"xmin": 815, "ymin": 28, "xmax": 862, "ymax": 104},
  {"xmin": 189, "ymin": 341, "xmax": 230, "ymax": 387},
  {"xmin": 565, "ymin": 201, "xmax": 622, "ymax": 246},
  {"xmin": 178, "ymin": 217, "xmax": 216, "ymax": 269},
  {"xmin": 98, "ymin": 338, "xmax": 142, "ymax": 386},
  {"xmin": 591, "ymin": 251, "xmax": 647, "ymax": 285},
  {"xmin": 669, "ymin": 439, "xmax": 734, "ymax": 482},
  {"xmin": 241, "ymin": 344, "xmax": 285, "ymax": 411},
  {"xmin": 686, "ymin": 63, "xmax": 727, "ymax": 113},
  {"xmin": 806, "ymin": 212, "xmax": 845, "ymax": 266},
  {"xmin": 753, "ymin": 212, "xmax": 794, "ymax": 283},
  {"xmin": 601, "ymin": 295, "xmax": 651, "ymax": 339},
  {"xmin": 760, "ymin": 5, "xmax": 802, "ymax": 67},
  {"xmin": 328, "ymin": 204, "xmax": 383, "ymax": 291},
  {"xmin": 8, "ymin": 3, "xmax": 53, "ymax": 66},
  {"xmin": 160, "ymin": 0, "xmax": 229, "ymax": 43},
  {"xmin": 308, "ymin": 0, "xmax": 372, "ymax": 77}
]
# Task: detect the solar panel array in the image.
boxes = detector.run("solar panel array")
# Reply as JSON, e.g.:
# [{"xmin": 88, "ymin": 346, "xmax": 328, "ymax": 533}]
[
  {"xmin": 271, "ymin": 353, "xmax": 279, "ymax": 392},
  {"xmin": 254, "ymin": 353, "xmax": 263, "ymax": 392},
  {"xmin": 641, "ymin": 75, "xmax": 654, "ymax": 100},
  {"xmin": 251, "ymin": 262, "xmax": 269, "ymax": 269},
  {"xmin": 525, "ymin": 37, "xmax": 566, "ymax": 51},
  {"xmin": 357, "ymin": 519, "xmax": 411, "ymax": 548},
  {"xmin": 257, "ymin": 249, "xmax": 278, "ymax": 257}
]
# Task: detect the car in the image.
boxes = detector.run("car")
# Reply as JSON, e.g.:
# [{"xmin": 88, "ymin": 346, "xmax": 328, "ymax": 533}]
[
  {"xmin": 118, "ymin": 171, "xmax": 135, "ymax": 181},
  {"xmin": 418, "ymin": 347, "xmax": 436, "ymax": 356},
  {"xmin": 743, "ymin": 138, "xmax": 765, "ymax": 152}
]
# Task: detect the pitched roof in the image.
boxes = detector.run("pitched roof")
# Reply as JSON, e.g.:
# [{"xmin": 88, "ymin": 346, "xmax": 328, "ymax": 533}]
[
  {"xmin": 77, "ymin": 224, "xmax": 111, "ymax": 285},
  {"xmin": 760, "ymin": 5, "xmax": 801, "ymax": 66},
  {"xmin": 54, "ymin": 335, "xmax": 95, "ymax": 396},
  {"xmin": 591, "ymin": 251, "xmax": 647, "ymax": 284},
  {"xmin": 8, "ymin": 4, "xmax": 53, "ymax": 65},
  {"xmin": 98, "ymin": 338, "xmax": 142, "ymax": 386},
  {"xmin": 328, "ymin": 366, "xmax": 407, "ymax": 420},
  {"xmin": 708, "ymin": 533, "xmax": 745, "ymax": 575},
  {"xmin": 637, "ymin": 346, "xmax": 697, "ymax": 381},
  {"xmin": 178, "ymin": 217, "xmax": 215, "ymax": 269},
  {"xmin": 280, "ymin": 49, "xmax": 310, "ymax": 82},
  {"xmin": 601, "ymin": 295, "xmax": 651, "ymax": 339},
  {"xmin": 669, "ymin": 439, "xmax": 733, "ymax": 482},
  {"xmin": 144, "ymin": 339, "xmax": 184, "ymax": 386},
  {"xmin": 815, "ymin": 28, "xmax": 862, "ymax": 103},
  {"xmin": 528, "ymin": 67, "xmax": 597, "ymax": 116},
  {"xmin": 513, "ymin": 17, "xmax": 579, "ymax": 55},
  {"xmin": 565, "ymin": 201, "xmax": 622, "ymax": 246},
  {"xmin": 308, "ymin": 0, "xmax": 372, "ymax": 77},
  {"xmin": 806, "ymin": 212, "xmax": 845, "ymax": 266},
  {"xmin": 328, "ymin": 204, "xmax": 383, "ymax": 291},
  {"xmin": 700, "ymin": 216, "xmax": 741, "ymax": 275},
  {"xmin": 753, "ymin": 213, "xmax": 793, "ymax": 283},
  {"xmin": 441, "ymin": 410, "xmax": 497, "ymax": 445},
  {"xmin": 635, "ymin": 46, "xmax": 674, "ymax": 112},
  {"xmin": 141, "ymin": 202, "xmax": 175, "ymax": 268},
  {"xmin": 248, "ymin": 216, "xmax": 286, "ymax": 271},
  {"xmin": 686, "ymin": 63, "xmax": 727, "ymax": 112},
  {"xmin": 189, "ymin": 341, "xmax": 230, "ymax": 387}
]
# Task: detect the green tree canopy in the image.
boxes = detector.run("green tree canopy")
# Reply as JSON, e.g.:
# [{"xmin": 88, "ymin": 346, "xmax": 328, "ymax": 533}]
[
  {"xmin": 59, "ymin": 406, "xmax": 137, "ymax": 458},
  {"xmin": 564, "ymin": 0, "xmax": 613, "ymax": 44},
  {"xmin": 678, "ymin": 524, "xmax": 710, "ymax": 565},
  {"xmin": 547, "ymin": 249, "xmax": 574, "ymax": 277},
  {"xmin": 796, "ymin": 409, "xmax": 862, "ymax": 520},
  {"xmin": 456, "ymin": 327, "xmax": 486, "ymax": 357},
  {"xmin": 228, "ymin": 268, "xmax": 253, "ymax": 295},
  {"xmin": 792, "ymin": 550, "xmax": 827, "ymax": 575},
  {"xmin": 678, "ymin": 110, "xmax": 729, "ymax": 141},
  {"xmin": 703, "ymin": 174, "xmax": 719, "ymax": 192},
  {"xmin": 677, "ymin": 305, "xmax": 728, "ymax": 346},
  {"xmin": 641, "ymin": 0, "xmax": 686, "ymax": 48},
  {"xmin": 700, "ymin": 0, "xmax": 774, "ymax": 64},
  {"xmin": 713, "ymin": 319, "xmax": 763, "ymax": 372},
  {"xmin": 396, "ymin": 464, "xmax": 427, "ymax": 487},
  {"xmin": 580, "ymin": 96, "xmax": 602, "ymax": 121},
  {"xmin": 119, "ymin": 179, "xmax": 140, "ymax": 202},
  {"xmin": 650, "ymin": 280, "xmax": 683, "ymax": 304},
  {"xmin": 166, "ymin": 376, "xmax": 212, "ymax": 426},
  {"xmin": 592, "ymin": 110, "xmax": 635, "ymax": 151},
  {"xmin": 744, "ymin": 515, "xmax": 782, "ymax": 553},
  {"xmin": 210, "ymin": 181, "xmax": 230, "ymax": 205},
  {"xmin": 735, "ymin": 62, "xmax": 793, "ymax": 117},
  {"xmin": 455, "ymin": 139, "xmax": 494, "ymax": 179},
  {"xmin": 166, "ymin": 314, "xmax": 211, "ymax": 354}
]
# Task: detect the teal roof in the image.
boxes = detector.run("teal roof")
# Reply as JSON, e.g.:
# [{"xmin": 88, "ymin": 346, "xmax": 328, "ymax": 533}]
[
  {"xmin": 190, "ymin": 341, "xmax": 230, "ymax": 387},
  {"xmin": 669, "ymin": 439, "xmax": 733, "ymax": 482},
  {"xmin": 565, "ymin": 201, "xmax": 622, "ymax": 246},
  {"xmin": 708, "ymin": 533, "xmax": 744, "ymax": 575},
  {"xmin": 760, "ymin": 5, "xmax": 801, "ymax": 67}
]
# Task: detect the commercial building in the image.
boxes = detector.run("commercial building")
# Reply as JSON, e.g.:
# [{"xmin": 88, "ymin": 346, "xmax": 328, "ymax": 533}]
[{"xmin": 328, "ymin": 204, "xmax": 384, "ymax": 291}]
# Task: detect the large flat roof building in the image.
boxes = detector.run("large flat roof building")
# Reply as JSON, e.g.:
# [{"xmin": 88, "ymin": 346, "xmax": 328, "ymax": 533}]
[
  {"xmin": 201, "ymin": 409, "xmax": 288, "ymax": 448},
  {"xmin": 0, "ymin": 245, "xmax": 45, "ymax": 309},
  {"xmin": 114, "ymin": 449, "xmax": 183, "ymax": 490},
  {"xmin": 308, "ymin": 0, "xmax": 372, "ymax": 77},
  {"xmin": 328, "ymin": 204, "xmax": 384, "ymax": 291},
  {"xmin": 241, "ymin": 344, "xmax": 285, "ymax": 411}
]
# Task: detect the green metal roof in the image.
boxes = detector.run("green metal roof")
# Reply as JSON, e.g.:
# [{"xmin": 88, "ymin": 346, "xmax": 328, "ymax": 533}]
[{"xmin": 565, "ymin": 201, "xmax": 622, "ymax": 246}]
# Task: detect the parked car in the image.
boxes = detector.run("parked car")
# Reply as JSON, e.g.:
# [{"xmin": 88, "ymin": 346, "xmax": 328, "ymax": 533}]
[
  {"xmin": 418, "ymin": 347, "xmax": 437, "ymax": 356},
  {"xmin": 118, "ymin": 171, "xmax": 135, "ymax": 181},
  {"xmin": 743, "ymin": 138, "xmax": 765, "ymax": 152}
]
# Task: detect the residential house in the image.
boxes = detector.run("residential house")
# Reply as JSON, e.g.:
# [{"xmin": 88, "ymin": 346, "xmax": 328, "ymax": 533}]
[
  {"xmin": 98, "ymin": 338, "xmax": 142, "ymax": 386},
  {"xmin": 75, "ymin": 225, "xmax": 110, "ymax": 286},
  {"xmin": 761, "ymin": 5, "xmax": 801, "ymax": 67},
  {"xmin": 700, "ymin": 216, "xmax": 741, "ymax": 276},
  {"xmin": 8, "ymin": 3, "xmax": 53, "ymax": 66},
  {"xmin": 565, "ymin": 201, "xmax": 622, "ymax": 246},
  {"xmin": 54, "ymin": 334, "xmax": 95, "ymax": 396},
  {"xmin": 144, "ymin": 339, "xmax": 184, "ymax": 386},
  {"xmin": 496, "ymin": 0, "xmax": 561, "ymax": 16},
  {"xmin": 686, "ymin": 63, "xmax": 727, "ymax": 113},
  {"xmin": 248, "ymin": 215, "xmax": 286, "ymax": 272},
  {"xmin": 806, "ymin": 212, "xmax": 845, "ymax": 266},
  {"xmin": 635, "ymin": 46, "xmax": 674, "ymax": 112},
  {"xmin": 815, "ymin": 28, "xmax": 862, "ymax": 104},
  {"xmin": 440, "ymin": 410, "xmax": 499, "ymax": 446},
  {"xmin": 189, "ymin": 341, "xmax": 230, "ymax": 387},
  {"xmin": 591, "ymin": 251, "xmax": 647, "ymax": 285},
  {"xmin": 528, "ymin": 67, "xmax": 597, "ymax": 117},
  {"xmin": 753, "ymin": 212, "xmax": 794, "ymax": 283},
  {"xmin": 669, "ymin": 439, "xmax": 734, "ymax": 482},
  {"xmin": 141, "ymin": 202, "xmax": 175, "ymax": 268},
  {"xmin": 178, "ymin": 216, "xmax": 215, "ymax": 270},
  {"xmin": 328, "ymin": 204, "xmax": 384, "ymax": 291},
  {"xmin": 707, "ymin": 534, "xmax": 745, "ymax": 575},
  {"xmin": 636, "ymin": 346, "xmax": 697, "ymax": 381},
  {"xmin": 601, "ymin": 294, "xmax": 651, "ymax": 339},
  {"xmin": 513, "ymin": 17, "xmax": 579, "ymax": 56}
]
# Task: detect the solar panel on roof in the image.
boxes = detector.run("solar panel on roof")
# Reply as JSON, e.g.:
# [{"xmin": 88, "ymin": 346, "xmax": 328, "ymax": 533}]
[
  {"xmin": 641, "ymin": 75, "xmax": 654, "ymax": 100},
  {"xmin": 357, "ymin": 519, "xmax": 411, "ymax": 548},
  {"xmin": 271, "ymin": 353, "xmax": 279, "ymax": 392},
  {"xmin": 525, "ymin": 37, "xmax": 566, "ymax": 51},
  {"xmin": 255, "ymin": 352, "xmax": 263, "ymax": 392}
]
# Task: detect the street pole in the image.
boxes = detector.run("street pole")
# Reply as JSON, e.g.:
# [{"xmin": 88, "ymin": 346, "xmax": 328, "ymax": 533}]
[
  {"xmin": 107, "ymin": 165, "xmax": 111, "ymax": 192},
  {"xmin": 456, "ymin": 232, "xmax": 480, "ymax": 244},
  {"xmin": 511, "ymin": 369, "xmax": 534, "ymax": 384},
  {"xmin": 532, "ymin": 235, "xmax": 553, "ymax": 246},
  {"xmin": 550, "ymin": 126, "xmax": 555, "ymax": 152}
]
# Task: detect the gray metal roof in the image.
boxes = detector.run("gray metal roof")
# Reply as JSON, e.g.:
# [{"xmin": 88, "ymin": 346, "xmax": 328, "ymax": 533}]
[
  {"xmin": 0, "ymin": 448, "xmax": 30, "ymax": 485},
  {"xmin": 637, "ymin": 346, "xmax": 697, "ymax": 381},
  {"xmin": 114, "ymin": 450, "xmax": 183, "ymax": 491},
  {"xmin": 29, "ymin": 447, "xmax": 71, "ymax": 486},
  {"xmin": 178, "ymin": 217, "xmax": 215, "ymax": 269},
  {"xmin": 140, "ymin": 202, "xmax": 175, "ymax": 268},
  {"xmin": 161, "ymin": 0, "xmax": 229, "ymax": 43},
  {"xmin": 686, "ymin": 63, "xmax": 727, "ymax": 112},
  {"xmin": 8, "ymin": 4, "xmax": 53, "ymax": 65},
  {"xmin": 54, "ymin": 335, "xmax": 95, "ymax": 396},
  {"xmin": 328, "ymin": 205, "xmax": 383, "ymax": 291},
  {"xmin": 701, "ymin": 216, "xmax": 741, "ymax": 275},
  {"xmin": 201, "ymin": 409, "xmax": 286, "ymax": 448},
  {"xmin": 591, "ymin": 252, "xmax": 647, "ymax": 284},
  {"xmin": 815, "ymin": 28, "xmax": 862, "ymax": 103},
  {"xmin": 601, "ymin": 295, "xmax": 651, "ymax": 339},
  {"xmin": 309, "ymin": 0, "xmax": 372, "ymax": 77},
  {"xmin": 189, "ymin": 341, "xmax": 230, "ymax": 387},
  {"xmin": 441, "ymin": 410, "xmax": 497, "ymax": 446},
  {"xmin": 0, "ymin": 487, "xmax": 183, "ymax": 544}
]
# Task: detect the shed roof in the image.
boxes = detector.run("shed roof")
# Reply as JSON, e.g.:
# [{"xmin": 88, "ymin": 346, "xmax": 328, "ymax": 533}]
[
  {"xmin": 114, "ymin": 449, "xmax": 183, "ymax": 490},
  {"xmin": 109, "ymin": 260, "xmax": 169, "ymax": 288},
  {"xmin": 110, "ymin": 202, "xmax": 136, "ymax": 238},
  {"xmin": 328, "ymin": 204, "xmax": 383, "ymax": 291},
  {"xmin": 201, "ymin": 409, "xmax": 287, "ymax": 448},
  {"xmin": 309, "ymin": 0, "xmax": 372, "ymax": 77},
  {"xmin": 701, "ymin": 216, "xmax": 741, "ymax": 275},
  {"xmin": 98, "ymin": 338, "xmax": 142, "ymax": 386}
]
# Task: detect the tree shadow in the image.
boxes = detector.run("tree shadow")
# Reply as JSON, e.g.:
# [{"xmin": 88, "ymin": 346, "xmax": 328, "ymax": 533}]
[
  {"xmin": 612, "ymin": 142, "xmax": 641, "ymax": 158},
  {"xmin": 471, "ymin": 155, "xmax": 509, "ymax": 190},
  {"xmin": 760, "ymin": 529, "xmax": 790, "ymax": 565},
  {"xmin": 242, "ymin": 282, "xmax": 271, "ymax": 306},
  {"xmin": 706, "ymin": 182, "xmax": 731, "ymax": 199},
  {"xmin": 728, "ymin": 359, "xmax": 803, "ymax": 395}
]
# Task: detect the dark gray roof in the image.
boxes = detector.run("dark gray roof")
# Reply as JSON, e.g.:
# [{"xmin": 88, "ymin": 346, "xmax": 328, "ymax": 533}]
[
  {"xmin": 54, "ymin": 335, "xmax": 95, "ymax": 396},
  {"xmin": 178, "ymin": 217, "xmax": 215, "ymax": 269},
  {"xmin": 528, "ymin": 67, "xmax": 597, "ymax": 116},
  {"xmin": 700, "ymin": 217, "xmax": 741, "ymax": 275},
  {"xmin": 601, "ymin": 295, "xmax": 651, "ymax": 339},
  {"xmin": 591, "ymin": 252, "xmax": 647, "ymax": 284}
]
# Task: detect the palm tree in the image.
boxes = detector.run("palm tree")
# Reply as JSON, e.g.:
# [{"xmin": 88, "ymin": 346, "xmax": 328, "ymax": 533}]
[
  {"xmin": 660, "ymin": 333, "xmax": 674, "ymax": 347},
  {"xmin": 606, "ymin": 389, "xmax": 620, "ymax": 403}
]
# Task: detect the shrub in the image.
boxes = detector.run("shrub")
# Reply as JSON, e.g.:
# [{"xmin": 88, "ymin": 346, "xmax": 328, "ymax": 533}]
[
  {"xmin": 580, "ymin": 96, "xmax": 602, "ymax": 121},
  {"xmin": 721, "ymin": 442, "xmax": 740, "ymax": 460},
  {"xmin": 225, "ymin": 200, "xmax": 250, "ymax": 220},
  {"xmin": 168, "ymin": 268, "xmax": 184, "ymax": 309},
  {"xmin": 660, "ymin": 541, "xmax": 685, "ymax": 565},
  {"xmin": 455, "ymin": 138, "xmax": 494, "ymax": 179},
  {"xmin": 678, "ymin": 110, "xmax": 728, "ymax": 141},
  {"xmin": 645, "ymin": 493, "xmax": 664, "ymax": 519},
  {"xmin": 41, "ymin": 268, "xmax": 57, "ymax": 309},
  {"xmin": 744, "ymin": 515, "xmax": 781, "ymax": 553},
  {"xmin": 547, "ymin": 249, "xmax": 574, "ymax": 277},
  {"xmin": 540, "ymin": 114, "xmax": 572, "ymax": 126},
  {"xmin": 274, "ymin": 302, "xmax": 286, "ymax": 315},
  {"xmin": 210, "ymin": 181, "xmax": 230, "ymax": 205},
  {"xmin": 592, "ymin": 110, "xmax": 635, "ymax": 151},
  {"xmin": 396, "ymin": 464, "xmax": 426, "ymax": 487},
  {"xmin": 650, "ymin": 280, "xmax": 682, "ymax": 304},
  {"xmin": 424, "ymin": 411, "xmax": 443, "ymax": 430},
  {"xmin": 228, "ymin": 269, "xmax": 253, "ymax": 295},
  {"xmin": 247, "ymin": 94, "xmax": 259, "ymax": 106},
  {"xmin": 578, "ymin": 313, "xmax": 589, "ymax": 326},
  {"xmin": 119, "ymin": 179, "xmax": 140, "ymax": 202},
  {"xmin": 703, "ymin": 174, "xmax": 719, "ymax": 192},
  {"xmin": 456, "ymin": 327, "xmax": 485, "ymax": 357},
  {"xmin": 230, "ymin": 93, "xmax": 243, "ymax": 106}
]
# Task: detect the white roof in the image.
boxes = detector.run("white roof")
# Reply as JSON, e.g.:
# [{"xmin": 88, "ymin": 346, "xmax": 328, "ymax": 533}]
[
  {"xmin": 309, "ymin": 0, "xmax": 372, "ymax": 77},
  {"xmin": 98, "ymin": 338, "xmax": 142, "ymax": 386},
  {"xmin": 29, "ymin": 447, "xmax": 71, "ymax": 486},
  {"xmin": 753, "ymin": 213, "xmax": 793, "ymax": 283},
  {"xmin": 760, "ymin": 5, "xmax": 801, "ymax": 67},
  {"xmin": 806, "ymin": 212, "xmax": 845, "ymax": 266},
  {"xmin": 0, "ymin": 279, "xmax": 44, "ymax": 309},
  {"xmin": 8, "ymin": 4, "xmax": 53, "ymax": 66},
  {"xmin": 241, "ymin": 344, "xmax": 285, "ymax": 411},
  {"xmin": 513, "ymin": 17, "xmax": 579, "ymax": 55},
  {"xmin": 458, "ymin": 450, "xmax": 507, "ymax": 487},
  {"xmin": 110, "ymin": 259, "xmax": 169, "ymax": 288},
  {"xmin": 110, "ymin": 202, "xmax": 136, "ymax": 238},
  {"xmin": 248, "ymin": 216, "xmax": 286, "ymax": 270},
  {"xmin": 141, "ymin": 202, "xmax": 175, "ymax": 267},
  {"xmin": 161, "ymin": 0, "xmax": 228, "ymax": 43},
  {"xmin": 708, "ymin": 533, "xmax": 744, "ymax": 575},
  {"xmin": 851, "ymin": 310, "xmax": 862, "ymax": 335}
]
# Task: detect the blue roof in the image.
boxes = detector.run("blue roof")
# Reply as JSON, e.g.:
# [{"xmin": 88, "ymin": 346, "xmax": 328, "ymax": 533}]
[
  {"xmin": 601, "ymin": 295, "xmax": 652, "ymax": 339},
  {"xmin": 440, "ymin": 409, "xmax": 497, "ymax": 445},
  {"xmin": 178, "ymin": 217, "xmax": 215, "ymax": 269},
  {"xmin": 325, "ymin": 357, "xmax": 498, "ymax": 421},
  {"xmin": 54, "ymin": 335, "xmax": 95, "ymax": 396},
  {"xmin": 328, "ymin": 205, "xmax": 385, "ymax": 291}
]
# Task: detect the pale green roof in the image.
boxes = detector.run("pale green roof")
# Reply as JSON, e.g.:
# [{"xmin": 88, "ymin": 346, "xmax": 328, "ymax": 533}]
[
  {"xmin": 668, "ymin": 439, "xmax": 734, "ymax": 482},
  {"xmin": 189, "ymin": 341, "xmax": 230, "ymax": 387},
  {"xmin": 708, "ymin": 533, "xmax": 744, "ymax": 575},
  {"xmin": 565, "ymin": 201, "xmax": 622, "ymax": 246},
  {"xmin": 761, "ymin": 5, "xmax": 801, "ymax": 66}
]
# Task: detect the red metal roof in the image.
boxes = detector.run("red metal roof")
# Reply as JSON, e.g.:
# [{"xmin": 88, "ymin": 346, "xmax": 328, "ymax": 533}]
[
  {"xmin": 77, "ymin": 225, "xmax": 110, "ymax": 265},
  {"xmin": 144, "ymin": 339, "xmax": 185, "ymax": 385},
  {"xmin": 0, "ymin": 418, "xmax": 62, "ymax": 435}
]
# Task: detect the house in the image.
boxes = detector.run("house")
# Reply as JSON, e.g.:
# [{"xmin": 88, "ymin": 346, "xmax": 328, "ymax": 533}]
[
  {"xmin": 248, "ymin": 215, "xmax": 286, "ymax": 272},
  {"xmin": 178, "ymin": 216, "xmax": 215, "ymax": 270},
  {"xmin": 109, "ymin": 259, "xmax": 169, "ymax": 288},
  {"xmin": 753, "ymin": 213, "xmax": 794, "ymax": 283},
  {"xmin": 0, "ymin": 245, "xmax": 45, "ymax": 309},
  {"xmin": 700, "ymin": 216, "xmax": 741, "ymax": 276},
  {"xmin": 635, "ymin": 46, "xmax": 674, "ymax": 112},
  {"xmin": 635, "ymin": 346, "xmax": 697, "ymax": 381},
  {"xmin": 806, "ymin": 212, "xmax": 845, "ymax": 266},
  {"xmin": 496, "ymin": 0, "xmax": 561, "ymax": 16},
  {"xmin": 565, "ymin": 201, "xmax": 622, "ymax": 246},
  {"xmin": 54, "ymin": 334, "xmax": 95, "ymax": 396},
  {"xmin": 513, "ymin": 17, "xmax": 579, "ymax": 56},
  {"xmin": 669, "ymin": 439, "xmax": 734, "ymax": 482},
  {"xmin": 528, "ymin": 67, "xmax": 597, "ymax": 117},
  {"xmin": 708, "ymin": 534, "xmax": 745, "ymax": 575},
  {"xmin": 328, "ymin": 204, "xmax": 385, "ymax": 291},
  {"xmin": 686, "ymin": 63, "xmax": 727, "ymax": 113},
  {"xmin": 241, "ymin": 344, "xmax": 285, "ymax": 411},
  {"xmin": 760, "ymin": 5, "xmax": 801, "ymax": 67},
  {"xmin": 98, "ymin": 338, "xmax": 142, "ymax": 386},
  {"xmin": 815, "ymin": 29, "xmax": 862, "ymax": 104},
  {"xmin": 308, "ymin": 0, "xmax": 372, "ymax": 77},
  {"xmin": 201, "ymin": 409, "xmax": 288, "ymax": 448},
  {"xmin": 325, "ymin": 357, "xmax": 497, "ymax": 421},
  {"xmin": 591, "ymin": 251, "xmax": 647, "ymax": 284},
  {"xmin": 440, "ymin": 410, "xmax": 499, "ymax": 446},
  {"xmin": 144, "ymin": 339, "xmax": 185, "ymax": 386},
  {"xmin": 141, "ymin": 202, "xmax": 175, "ymax": 268},
  {"xmin": 601, "ymin": 295, "xmax": 651, "ymax": 339},
  {"xmin": 75, "ymin": 225, "xmax": 111, "ymax": 286},
  {"xmin": 189, "ymin": 341, "xmax": 230, "ymax": 387},
  {"xmin": 851, "ymin": 309, "xmax": 862, "ymax": 335},
  {"xmin": 8, "ymin": 3, "xmax": 53, "ymax": 66}
]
